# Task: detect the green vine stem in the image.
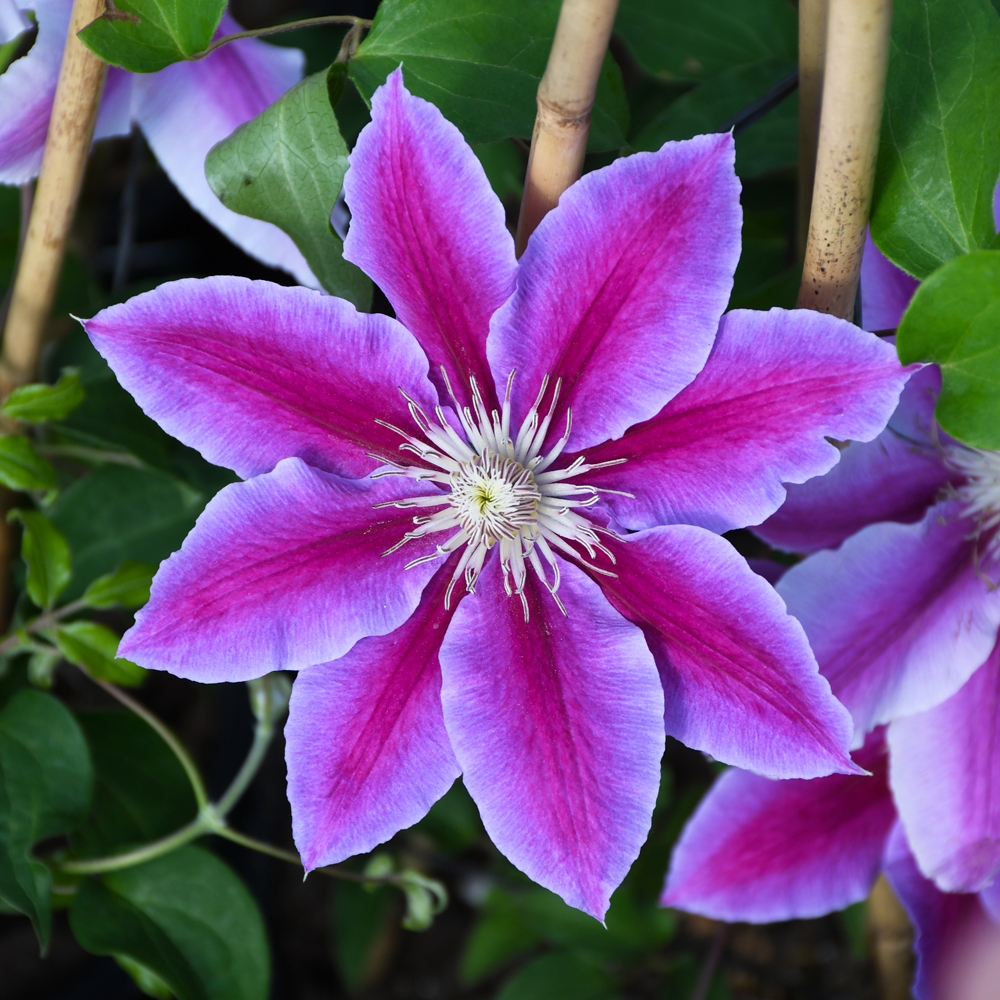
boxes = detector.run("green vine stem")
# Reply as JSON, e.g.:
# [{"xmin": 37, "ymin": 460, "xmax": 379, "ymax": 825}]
[{"xmin": 189, "ymin": 15, "xmax": 372, "ymax": 61}]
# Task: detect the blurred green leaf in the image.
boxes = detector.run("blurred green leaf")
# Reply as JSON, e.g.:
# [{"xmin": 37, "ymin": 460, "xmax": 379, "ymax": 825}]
[
  {"xmin": 73, "ymin": 711, "xmax": 196, "ymax": 858},
  {"xmin": 81, "ymin": 561, "xmax": 154, "ymax": 610},
  {"xmin": 896, "ymin": 250, "xmax": 1000, "ymax": 448},
  {"xmin": 871, "ymin": 0, "xmax": 1000, "ymax": 278},
  {"xmin": 49, "ymin": 621, "xmax": 146, "ymax": 687},
  {"xmin": 416, "ymin": 778, "xmax": 481, "ymax": 852},
  {"xmin": 332, "ymin": 879, "xmax": 396, "ymax": 992},
  {"xmin": 26, "ymin": 649, "xmax": 60, "ymax": 690},
  {"xmin": 473, "ymin": 141, "xmax": 526, "ymax": 202},
  {"xmin": 115, "ymin": 955, "xmax": 174, "ymax": 999},
  {"xmin": 349, "ymin": 0, "xmax": 628, "ymax": 149},
  {"xmin": 70, "ymin": 846, "xmax": 270, "ymax": 1000},
  {"xmin": 0, "ymin": 689, "xmax": 92, "ymax": 947},
  {"xmin": 9, "ymin": 510, "xmax": 71, "ymax": 608},
  {"xmin": 461, "ymin": 891, "xmax": 539, "ymax": 985},
  {"xmin": 206, "ymin": 67, "xmax": 372, "ymax": 310},
  {"xmin": 2, "ymin": 369, "xmax": 85, "ymax": 423},
  {"xmin": 0, "ymin": 435, "xmax": 56, "ymax": 492},
  {"xmin": 496, "ymin": 952, "xmax": 616, "ymax": 1000},
  {"xmin": 78, "ymin": 0, "xmax": 226, "ymax": 73}
]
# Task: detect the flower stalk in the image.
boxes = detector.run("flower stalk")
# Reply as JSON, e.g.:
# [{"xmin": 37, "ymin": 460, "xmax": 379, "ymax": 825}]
[
  {"xmin": 1, "ymin": 0, "xmax": 107, "ymax": 393},
  {"xmin": 514, "ymin": 0, "xmax": 620, "ymax": 256},
  {"xmin": 797, "ymin": 0, "xmax": 829, "ymax": 256},
  {"xmin": 796, "ymin": 0, "xmax": 892, "ymax": 319}
]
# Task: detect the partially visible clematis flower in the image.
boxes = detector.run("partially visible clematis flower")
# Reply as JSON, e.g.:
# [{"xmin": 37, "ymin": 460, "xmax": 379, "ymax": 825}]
[
  {"xmin": 662, "ymin": 723, "xmax": 1000, "ymax": 1000},
  {"xmin": 0, "ymin": 0, "xmax": 314, "ymax": 284},
  {"xmin": 80, "ymin": 70, "xmax": 912, "ymax": 918}
]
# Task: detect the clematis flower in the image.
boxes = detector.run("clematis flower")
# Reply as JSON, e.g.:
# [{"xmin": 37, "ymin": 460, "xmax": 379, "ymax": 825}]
[
  {"xmin": 662, "ymin": 725, "xmax": 1000, "ymax": 1000},
  {"xmin": 80, "ymin": 70, "xmax": 911, "ymax": 917},
  {"xmin": 0, "ymin": 0, "xmax": 314, "ymax": 284}
]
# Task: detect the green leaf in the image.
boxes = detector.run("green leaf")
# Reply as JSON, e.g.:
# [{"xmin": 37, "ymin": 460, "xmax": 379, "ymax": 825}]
[
  {"xmin": 871, "ymin": 0, "xmax": 1000, "ymax": 278},
  {"xmin": 332, "ymin": 879, "xmax": 395, "ymax": 992},
  {"xmin": 495, "ymin": 952, "xmax": 616, "ymax": 1000},
  {"xmin": 0, "ymin": 435, "xmax": 56, "ymax": 492},
  {"xmin": 77, "ymin": 0, "xmax": 226, "ymax": 74},
  {"xmin": 74, "ymin": 711, "xmax": 196, "ymax": 858},
  {"xmin": 81, "ymin": 561, "xmax": 154, "ymax": 610},
  {"xmin": 49, "ymin": 621, "xmax": 147, "ymax": 687},
  {"xmin": 0, "ymin": 689, "xmax": 92, "ymax": 947},
  {"xmin": 2, "ymin": 369, "xmax": 85, "ymax": 423},
  {"xmin": 896, "ymin": 250, "xmax": 1000, "ymax": 448},
  {"xmin": 70, "ymin": 846, "xmax": 271, "ymax": 1000},
  {"xmin": 48, "ymin": 465, "xmax": 205, "ymax": 601},
  {"xmin": 348, "ymin": 0, "xmax": 629, "ymax": 150},
  {"xmin": 205, "ymin": 67, "xmax": 371, "ymax": 309},
  {"xmin": 115, "ymin": 955, "xmax": 174, "ymax": 999},
  {"xmin": 9, "ymin": 510, "xmax": 71, "ymax": 609},
  {"xmin": 460, "ymin": 891, "xmax": 539, "ymax": 985},
  {"xmin": 616, "ymin": 0, "xmax": 797, "ymax": 78}
]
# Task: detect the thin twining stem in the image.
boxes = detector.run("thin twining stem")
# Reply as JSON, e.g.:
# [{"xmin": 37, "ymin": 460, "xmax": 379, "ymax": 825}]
[
  {"xmin": 214, "ymin": 712, "xmax": 274, "ymax": 818},
  {"xmin": 189, "ymin": 15, "xmax": 372, "ymax": 60},
  {"xmin": 0, "ymin": 597, "xmax": 89, "ymax": 657}
]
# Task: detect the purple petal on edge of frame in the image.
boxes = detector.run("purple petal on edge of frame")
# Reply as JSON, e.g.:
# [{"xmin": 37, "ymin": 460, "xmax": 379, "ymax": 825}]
[
  {"xmin": 662, "ymin": 729, "xmax": 894, "ymax": 921},
  {"xmin": 343, "ymin": 69, "xmax": 516, "ymax": 410},
  {"xmin": 132, "ymin": 14, "xmax": 314, "ymax": 285},
  {"xmin": 439, "ymin": 556, "xmax": 664, "ymax": 920},
  {"xmin": 778, "ymin": 500, "xmax": 1000, "ymax": 741},
  {"xmin": 0, "ymin": 0, "xmax": 30, "ymax": 44},
  {"xmin": 286, "ymin": 560, "xmax": 462, "ymax": 871},
  {"xmin": 884, "ymin": 823, "xmax": 1000, "ymax": 1000},
  {"xmin": 0, "ymin": 0, "xmax": 68, "ymax": 184},
  {"xmin": 83, "ymin": 276, "xmax": 440, "ymax": 480},
  {"xmin": 595, "ymin": 525, "xmax": 858, "ymax": 779},
  {"xmin": 860, "ymin": 229, "xmax": 920, "ymax": 332},
  {"xmin": 889, "ymin": 638, "xmax": 1000, "ymax": 893},
  {"xmin": 571, "ymin": 307, "xmax": 912, "ymax": 534},
  {"xmin": 757, "ymin": 365, "xmax": 951, "ymax": 553},
  {"xmin": 487, "ymin": 132, "xmax": 741, "ymax": 454},
  {"xmin": 119, "ymin": 458, "xmax": 443, "ymax": 683}
]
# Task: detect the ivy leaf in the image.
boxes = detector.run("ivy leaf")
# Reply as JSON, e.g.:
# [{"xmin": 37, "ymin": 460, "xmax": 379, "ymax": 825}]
[
  {"xmin": 77, "ymin": 0, "xmax": 226, "ymax": 74},
  {"xmin": 0, "ymin": 436, "xmax": 56, "ymax": 492},
  {"xmin": 70, "ymin": 846, "xmax": 271, "ymax": 1000},
  {"xmin": 896, "ymin": 250, "xmax": 1000, "ymax": 448},
  {"xmin": 2, "ymin": 369, "xmax": 85, "ymax": 423},
  {"xmin": 48, "ymin": 621, "xmax": 146, "ymax": 687},
  {"xmin": 871, "ymin": 0, "xmax": 1000, "ymax": 279},
  {"xmin": 81, "ymin": 561, "xmax": 154, "ymax": 610},
  {"xmin": 8, "ymin": 510, "xmax": 71, "ymax": 609},
  {"xmin": 348, "ymin": 0, "xmax": 628, "ymax": 149},
  {"xmin": 0, "ymin": 689, "xmax": 92, "ymax": 948},
  {"xmin": 495, "ymin": 952, "xmax": 615, "ymax": 1000},
  {"xmin": 206, "ymin": 67, "xmax": 372, "ymax": 309}
]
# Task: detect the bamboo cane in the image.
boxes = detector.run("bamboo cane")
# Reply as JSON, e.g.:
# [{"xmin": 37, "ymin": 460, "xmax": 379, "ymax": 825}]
[
  {"xmin": 514, "ymin": 0, "xmax": 620, "ymax": 256},
  {"xmin": 1, "ymin": 0, "xmax": 107, "ymax": 392},
  {"xmin": 796, "ymin": 0, "xmax": 892, "ymax": 319},
  {"xmin": 797, "ymin": 0, "xmax": 829, "ymax": 256},
  {"xmin": 869, "ymin": 875, "xmax": 915, "ymax": 1000}
]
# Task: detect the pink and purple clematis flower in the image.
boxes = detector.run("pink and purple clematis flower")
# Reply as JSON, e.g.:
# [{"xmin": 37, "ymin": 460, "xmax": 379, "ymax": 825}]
[
  {"xmin": 0, "ymin": 0, "xmax": 313, "ymax": 283},
  {"xmin": 80, "ymin": 71, "xmax": 912, "ymax": 917}
]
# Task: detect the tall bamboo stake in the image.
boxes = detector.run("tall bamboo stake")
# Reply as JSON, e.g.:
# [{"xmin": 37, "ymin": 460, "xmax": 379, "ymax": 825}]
[
  {"xmin": 797, "ymin": 0, "xmax": 829, "ymax": 256},
  {"xmin": 1, "ymin": 0, "xmax": 107, "ymax": 392},
  {"xmin": 869, "ymin": 875, "xmax": 914, "ymax": 1000},
  {"xmin": 515, "ymin": 0, "xmax": 620, "ymax": 256},
  {"xmin": 796, "ymin": 0, "xmax": 892, "ymax": 319}
]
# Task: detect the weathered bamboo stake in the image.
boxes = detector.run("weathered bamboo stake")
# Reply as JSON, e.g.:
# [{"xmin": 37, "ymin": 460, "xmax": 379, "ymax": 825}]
[
  {"xmin": 797, "ymin": 0, "xmax": 829, "ymax": 256},
  {"xmin": 796, "ymin": 0, "xmax": 892, "ymax": 319},
  {"xmin": 868, "ymin": 875, "xmax": 915, "ymax": 1000},
  {"xmin": 1, "ymin": 0, "xmax": 107, "ymax": 392},
  {"xmin": 514, "ymin": 0, "xmax": 620, "ymax": 256}
]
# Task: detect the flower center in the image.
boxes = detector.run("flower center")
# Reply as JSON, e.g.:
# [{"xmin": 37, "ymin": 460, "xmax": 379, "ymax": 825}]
[
  {"xmin": 372, "ymin": 372, "xmax": 629, "ymax": 617},
  {"xmin": 946, "ymin": 443, "xmax": 1000, "ymax": 570}
]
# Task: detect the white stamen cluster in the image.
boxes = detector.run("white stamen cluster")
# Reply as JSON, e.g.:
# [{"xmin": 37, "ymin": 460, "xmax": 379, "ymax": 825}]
[
  {"xmin": 373, "ymin": 372, "xmax": 629, "ymax": 618},
  {"xmin": 946, "ymin": 443, "xmax": 1000, "ymax": 572}
]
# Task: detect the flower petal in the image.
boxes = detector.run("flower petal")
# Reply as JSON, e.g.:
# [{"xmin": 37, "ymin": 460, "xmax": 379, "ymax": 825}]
[
  {"xmin": 884, "ymin": 824, "xmax": 1000, "ymax": 1000},
  {"xmin": 132, "ymin": 16, "xmax": 313, "ymax": 285},
  {"xmin": 860, "ymin": 229, "xmax": 920, "ymax": 332},
  {"xmin": 286, "ymin": 561, "xmax": 462, "ymax": 870},
  {"xmin": 438, "ymin": 555, "xmax": 664, "ymax": 920},
  {"xmin": 778, "ymin": 501, "xmax": 1000, "ymax": 739},
  {"xmin": 889, "ymin": 638, "xmax": 1000, "ymax": 893},
  {"xmin": 574, "ymin": 307, "xmax": 912, "ymax": 534},
  {"xmin": 595, "ymin": 526, "xmax": 857, "ymax": 778},
  {"xmin": 488, "ymin": 132, "xmax": 741, "ymax": 453},
  {"xmin": 0, "ymin": 0, "xmax": 66, "ymax": 184},
  {"xmin": 0, "ymin": 0, "xmax": 31, "ymax": 45},
  {"xmin": 662, "ymin": 730, "xmax": 894, "ymax": 921},
  {"xmin": 757, "ymin": 365, "xmax": 950, "ymax": 552},
  {"xmin": 343, "ymin": 69, "xmax": 516, "ymax": 409},
  {"xmin": 119, "ymin": 458, "xmax": 442, "ymax": 683},
  {"xmin": 83, "ymin": 276, "xmax": 439, "ymax": 480}
]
